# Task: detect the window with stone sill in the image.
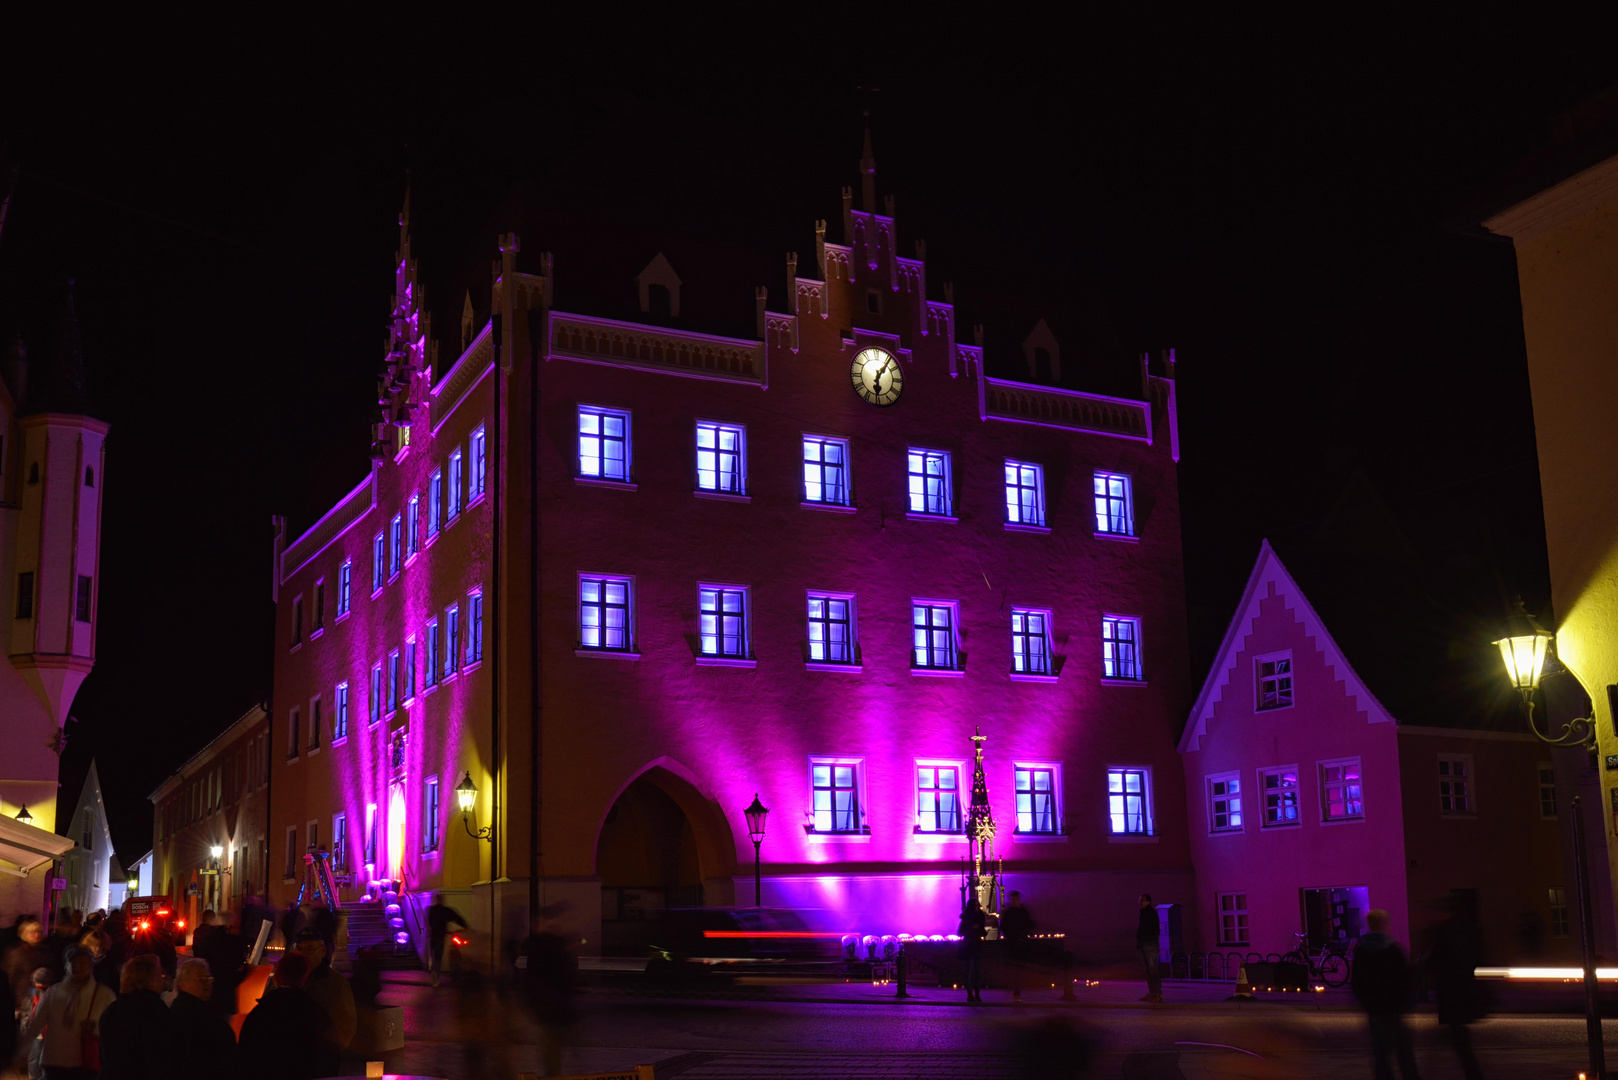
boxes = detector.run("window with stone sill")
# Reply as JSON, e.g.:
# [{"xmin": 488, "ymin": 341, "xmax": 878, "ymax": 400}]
[
  {"xmin": 809, "ymin": 760, "xmax": 864, "ymax": 834},
  {"xmin": 916, "ymin": 764, "xmax": 964, "ymax": 833},
  {"xmin": 1208, "ymin": 773, "xmax": 1242, "ymax": 832}
]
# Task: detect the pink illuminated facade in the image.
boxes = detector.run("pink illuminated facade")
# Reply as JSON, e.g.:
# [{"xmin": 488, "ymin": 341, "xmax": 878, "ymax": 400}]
[
  {"xmin": 1180, "ymin": 542, "xmax": 1575, "ymax": 963},
  {"xmin": 270, "ymin": 148, "xmax": 1195, "ymax": 959}
]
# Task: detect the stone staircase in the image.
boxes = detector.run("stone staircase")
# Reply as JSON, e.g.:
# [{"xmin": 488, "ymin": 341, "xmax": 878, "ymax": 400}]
[{"xmin": 342, "ymin": 887, "xmax": 421, "ymax": 970}]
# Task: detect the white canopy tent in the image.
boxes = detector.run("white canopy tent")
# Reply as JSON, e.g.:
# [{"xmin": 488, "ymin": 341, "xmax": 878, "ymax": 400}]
[{"xmin": 0, "ymin": 814, "xmax": 75, "ymax": 878}]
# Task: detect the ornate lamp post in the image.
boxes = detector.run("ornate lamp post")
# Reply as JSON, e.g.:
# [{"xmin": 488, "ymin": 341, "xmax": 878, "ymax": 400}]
[
  {"xmin": 744, "ymin": 794, "xmax": 768, "ymax": 907},
  {"xmin": 1493, "ymin": 601, "xmax": 1604, "ymax": 1079},
  {"xmin": 455, "ymin": 772, "xmax": 493, "ymax": 842}
]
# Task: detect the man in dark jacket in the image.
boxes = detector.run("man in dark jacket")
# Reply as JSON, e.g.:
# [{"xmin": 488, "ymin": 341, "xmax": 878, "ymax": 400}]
[
  {"xmin": 172, "ymin": 958, "xmax": 237, "ymax": 1080},
  {"xmin": 1136, "ymin": 894, "xmax": 1162, "ymax": 1003},
  {"xmin": 196, "ymin": 916, "xmax": 247, "ymax": 1017},
  {"xmin": 1427, "ymin": 903, "xmax": 1486, "ymax": 1080},
  {"xmin": 237, "ymin": 952, "xmax": 340, "ymax": 1080},
  {"xmin": 97, "ymin": 954, "xmax": 180, "ymax": 1080},
  {"xmin": 1351, "ymin": 909, "xmax": 1421, "ymax": 1080},
  {"xmin": 426, "ymin": 894, "xmax": 467, "ymax": 987},
  {"xmin": 999, "ymin": 890, "xmax": 1035, "ymax": 1001}
]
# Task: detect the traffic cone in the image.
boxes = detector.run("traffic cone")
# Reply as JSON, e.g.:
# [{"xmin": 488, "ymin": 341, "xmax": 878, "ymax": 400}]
[{"xmin": 1234, "ymin": 964, "xmax": 1253, "ymax": 999}]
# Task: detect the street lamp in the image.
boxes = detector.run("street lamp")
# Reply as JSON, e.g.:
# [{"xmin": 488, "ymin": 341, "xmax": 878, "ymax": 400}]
[
  {"xmin": 1492, "ymin": 600, "xmax": 1604, "ymax": 1079},
  {"xmin": 455, "ymin": 772, "xmax": 492, "ymax": 842},
  {"xmin": 209, "ymin": 844, "xmax": 223, "ymax": 859},
  {"xmin": 14, "ymin": 806, "xmax": 31, "ymax": 825},
  {"xmin": 744, "ymin": 794, "xmax": 768, "ymax": 907}
]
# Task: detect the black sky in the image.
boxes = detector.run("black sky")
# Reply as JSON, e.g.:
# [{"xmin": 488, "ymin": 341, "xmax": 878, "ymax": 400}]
[{"xmin": 3, "ymin": 15, "xmax": 1617, "ymax": 864}]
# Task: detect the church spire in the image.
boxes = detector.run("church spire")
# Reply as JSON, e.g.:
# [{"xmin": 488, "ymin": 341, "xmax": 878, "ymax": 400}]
[{"xmin": 372, "ymin": 185, "xmax": 428, "ymax": 461}]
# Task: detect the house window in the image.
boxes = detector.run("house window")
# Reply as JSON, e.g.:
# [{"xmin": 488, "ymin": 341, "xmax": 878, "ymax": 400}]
[
  {"xmin": 1108, "ymin": 767, "xmax": 1152, "ymax": 835},
  {"xmin": 16, "ymin": 571, "xmax": 34, "ymax": 619},
  {"xmin": 578, "ymin": 406, "xmax": 630, "ymax": 481},
  {"xmin": 448, "ymin": 448, "xmax": 464, "ymax": 518},
  {"xmin": 334, "ymin": 683, "xmax": 349, "ymax": 741},
  {"xmin": 907, "ymin": 448, "xmax": 951, "ymax": 516},
  {"xmin": 72, "ymin": 575, "xmax": 92, "ymax": 622},
  {"xmin": 912, "ymin": 602, "xmax": 958, "ymax": 670},
  {"xmin": 1261, "ymin": 767, "xmax": 1300, "ymax": 826},
  {"xmin": 1539, "ymin": 763, "xmax": 1558, "ymax": 818},
  {"xmin": 917, "ymin": 765, "xmax": 963, "ymax": 833},
  {"xmin": 308, "ymin": 698, "xmax": 321, "ymax": 750},
  {"xmin": 428, "ymin": 470, "xmax": 443, "ymax": 535},
  {"xmin": 1217, "ymin": 893, "xmax": 1250, "ymax": 946},
  {"xmin": 364, "ymin": 806, "xmax": 377, "ymax": 865},
  {"xmin": 372, "ymin": 532, "xmax": 385, "ymax": 593},
  {"xmin": 470, "ymin": 425, "xmax": 487, "ymax": 500},
  {"xmin": 807, "ymin": 594, "xmax": 855, "ymax": 664},
  {"xmin": 406, "ymin": 495, "xmax": 420, "ymax": 559},
  {"xmin": 287, "ymin": 708, "xmax": 301, "ymax": 760},
  {"xmin": 696, "ymin": 421, "xmax": 745, "ymax": 493},
  {"xmin": 1438, "ymin": 755, "xmax": 1472, "ymax": 814},
  {"xmin": 1256, "ymin": 652, "xmax": 1293, "ymax": 710},
  {"xmin": 332, "ymin": 813, "xmax": 347, "ymax": 872},
  {"xmin": 1550, "ymin": 887, "xmax": 1570, "ymax": 937},
  {"xmin": 425, "ymin": 620, "xmax": 439, "ymax": 688},
  {"xmin": 313, "ymin": 580, "xmax": 325, "ymax": 632},
  {"xmin": 1094, "ymin": 472, "xmax": 1134, "ymax": 535},
  {"xmin": 402, "ymin": 639, "xmax": 416, "ymax": 702},
  {"xmin": 802, "ymin": 435, "xmax": 850, "ymax": 505},
  {"xmin": 1102, "ymin": 616, "xmax": 1143, "ymax": 680},
  {"xmin": 1004, "ymin": 460, "xmax": 1045, "ymax": 526},
  {"xmin": 445, "ymin": 604, "xmax": 460, "ymax": 677},
  {"xmin": 811, "ymin": 760, "xmax": 862, "ymax": 833},
  {"xmin": 338, "ymin": 560, "xmax": 352, "ymax": 616},
  {"xmin": 468, "ymin": 591, "xmax": 484, "ymax": 663},
  {"xmin": 1015, "ymin": 766, "xmax": 1058, "ymax": 834},
  {"xmin": 306, "ymin": 820, "xmax": 319, "ymax": 855},
  {"xmin": 284, "ymin": 827, "xmax": 298, "ymax": 879},
  {"xmin": 1321, "ymin": 760, "xmax": 1364, "ymax": 821},
  {"xmin": 1011, "ymin": 608, "xmax": 1053, "ymax": 675},
  {"xmin": 1209, "ymin": 774, "xmax": 1242, "ymax": 832},
  {"xmin": 579, "ymin": 577, "xmax": 631, "ymax": 651},
  {"xmin": 369, "ymin": 664, "xmax": 382, "ymax": 726},
  {"xmin": 387, "ymin": 650, "xmax": 400, "ymax": 713},
  {"xmin": 389, "ymin": 514, "xmax": 403, "ymax": 578},
  {"xmin": 292, "ymin": 596, "xmax": 303, "ymax": 646},
  {"xmin": 423, "ymin": 777, "xmax": 440, "ymax": 853},
  {"xmin": 699, "ymin": 586, "xmax": 749, "ymax": 658}
]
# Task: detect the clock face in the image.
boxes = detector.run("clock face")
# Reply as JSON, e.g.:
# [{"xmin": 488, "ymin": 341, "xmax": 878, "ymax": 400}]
[{"xmin": 850, "ymin": 347, "xmax": 904, "ymax": 406}]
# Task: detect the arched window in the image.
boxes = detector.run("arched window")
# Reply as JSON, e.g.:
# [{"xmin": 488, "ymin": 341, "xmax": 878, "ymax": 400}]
[{"xmin": 84, "ymin": 466, "xmax": 94, "ymax": 487}]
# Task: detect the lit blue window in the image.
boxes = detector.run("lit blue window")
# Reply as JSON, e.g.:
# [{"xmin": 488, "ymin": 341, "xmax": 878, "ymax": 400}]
[
  {"xmin": 337, "ymin": 560, "xmax": 352, "ymax": 616},
  {"xmin": 1262, "ymin": 768, "xmax": 1300, "ymax": 826},
  {"xmin": 802, "ymin": 436, "xmax": 849, "ymax": 505},
  {"xmin": 428, "ymin": 470, "xmax": 443, "ymax": 535},
  {"xmin": 1209, "ymin": 774, "xmax": 1241, "ymax": 831},
  {"xmin": 1005, "ymin": 460, "xmax": 1045, "ymax": 526},
  {"xmin": 369, "ymin": 664, "xmax": 382, "ymax": 726},
  {"xmin": 1108, "ymin": 767, "xmax": 1151, "ymax": 835},
  {"xmin": 389, "ymin": 513, "xmax": 402, "ymax": 578},
  {"xmin": 579, "ymin": 407, "xmax": 630, "ymax": 481},
  {"xmin": 912, "ymin": 602, "xmax": 957, "ymax": 669},
  {"xmin": 1011, "ymin": 608, "xmax": 1052, "ymax": 675},
  {"xmin": 468, "ymin": 592, "xmax": 484, "ymax": 663},
  {"xmin": 445, "ymin": 604, "xmax": 460, "ymax": 677},
  {"xmin": 579, "ymin": 577, "xmax": 631, "ymax": 651},
  {"xmin": 334, "ymin": 683, "xmax": 349, "ymax": 741},
  {"xmin": 1094, "ymin": 472, "xmax": 1134, "ymax": 535},
  {"xmin": 907, "ymin": 449, "xmax": 951, "ymax": 516},
  {"xmin": 1102, "ymin": 616, "xmax": 1143, "ymax": 680},
  {"xmin": 424, "ymin": 620, "xmax": 439, "ymax": 689},
  {"xmin": 807, "ymin": 594, "xmax": 855, "ymax": 664},
  {"xmin": 1015, "ymin": 767, "xmax": 1057, "ymax": 834},
  {"xmin": 448, "ymin": 448, "xmax": 464, "ymax": 519},
  {"xmin": 406, "ymin": 495, "xmax": 420, "ymax": 558},
  {"xmin": 423, "ymin": 777, "xmax": 440, "ymax": 853},
  {"xmin": 699, "ymin": 586, "xmax": 748, "ymax": 658},
  {"xmin": 811, "ymin": 761, "xmax": 861, "ymax": 833},
  {"xmin": 470, "ymin": 426, "xmax": 487, "ymax": 500},
  {"xmin": 387, "ymin": 650, "xmax": 400, "ymax": 713},
  {"xmin": 372, "ymin": 533, "xmax": 385, "ymax": 593},
  {"xmin": 696, "ymin": 422, "xmax": 745, "ymax": 493},
  {"xmin": 917, "ymin": 765, "xmax": 962, "ymax": 832},
  {"xmin": 403, "ymin": 640, "xmax": 416, "ymax": 702}
]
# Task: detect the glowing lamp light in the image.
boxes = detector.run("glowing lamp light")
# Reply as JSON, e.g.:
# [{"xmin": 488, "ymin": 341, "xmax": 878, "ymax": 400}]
[
  {"xmin": 14, "ymin": 805, "xmax": 31, "ymax": 824},
  {"xmin": 744, "ymin": 794, "xmax": 769, "ymax": 844},
  {"xmin": 209, "ymin": 845, "xmax": 223, "ymax": 859},
  {"xmin": 455, "ymin": 772, "xmax": 478, "ymax": 814},
  {"xmin": 127, "ymin": 877, "xmax": 138, "ymax": 891},
  {"xmin": 1494, "ymin": 600, "xmax": 1552, "ymax": 694}
]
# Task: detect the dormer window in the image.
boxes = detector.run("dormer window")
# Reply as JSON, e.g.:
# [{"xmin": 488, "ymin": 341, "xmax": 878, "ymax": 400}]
[{"xmin": 635, "ymin": 253, "xmax": 681, "ymax": 318}]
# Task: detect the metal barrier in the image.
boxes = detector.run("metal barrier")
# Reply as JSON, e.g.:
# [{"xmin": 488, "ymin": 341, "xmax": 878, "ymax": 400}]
[{"xmin": 1169, "ymin": 951, "xmax": 1251, "ymax": 981}]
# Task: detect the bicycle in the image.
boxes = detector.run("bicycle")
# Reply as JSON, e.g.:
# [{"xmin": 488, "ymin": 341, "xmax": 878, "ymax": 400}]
[{"xmin": 1280, "ymin": 931, "xmax": 1352, "ymax": 987}]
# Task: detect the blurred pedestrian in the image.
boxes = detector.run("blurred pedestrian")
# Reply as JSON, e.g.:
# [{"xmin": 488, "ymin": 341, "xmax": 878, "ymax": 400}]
[
  {"xmin": 519, "ymin": 906, "xmax": 579, "ymax": 1077},
  {"xmin": 97, "ymin": 954, "xmax": 178, "ymax": 1080},
  {"xmin": 16, "ymin": 944, "xmax": 113, "ymax": 1079},
  {"xmin": 77, "ymin": 930, "xmax": 116, "ymax": 995},
  {"xmin": 4, "ymin": 916, "xmax": 51, "ymax": 1006},
  {"xmin": 1428, "ymin": 900, "xmax": 1486, "ymax": 1080},
  {"xmin": 237, "ymin": 952, "xmax": 339, "ymax": 1080},
  {"xmin": 23, "ymin": 967, "xmax": 55, "ymax": 1080},
  {"xmin": 193, "ymin": 909, "xmax": 218, "ymax": 953},
  {"xmin": 292, "ymin": 927, "xmax": 356, "ymax": 1052},
  {"xmin": 426, "ymin": 893, "xmax": 467, "ymax": 987},
  {"xmin": 958, "ymin": 897, "xmax": 986, "ymax": 1004},
  {"xmin": 350, "ymin": 943, "xmax": 383, "ymax": 1009},
  {"xmin": 1352, "ymin": 909, "xmax": 1421, "ymax": 1080},
  {"xmin": 0, "ymin": 958, "xmax": 15, "ymax": 1070},
  {"xmin": 1136, "ymin": 894, "xmax": 1162, "ymax": 1003},
  {"xmin": 171, "ymin": 959, "xmax": 238, "ymax": 1080},
  {"xmin": 1000, "ymin": 890, "xmax": 1035, "ymax": 1002},
  {"xmin": 196, "ymin": 913, "xmax": 246, "ymax": 1017}
]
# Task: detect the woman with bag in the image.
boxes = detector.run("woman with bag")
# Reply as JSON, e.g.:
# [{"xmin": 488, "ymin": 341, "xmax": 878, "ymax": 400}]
[{"xmin": 12, "ymin": 945, "xmax": 113, "ymax": 1080}]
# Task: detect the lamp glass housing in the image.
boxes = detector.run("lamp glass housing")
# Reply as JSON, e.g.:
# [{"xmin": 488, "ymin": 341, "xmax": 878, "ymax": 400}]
[
  {"xmin": 744, "ymin": 794, "xmax": 769, "ymax": 843},
  {"xmin": 209, "ymin": 844, "xmax": 224, "ymax": 858},
  {"xmin": 456, "ymin": 772, "xmax": 477, "ymax": 814},
  {"xmin": 1495, "ymin": 629, "xmax": 1552, "ymax": 692}
]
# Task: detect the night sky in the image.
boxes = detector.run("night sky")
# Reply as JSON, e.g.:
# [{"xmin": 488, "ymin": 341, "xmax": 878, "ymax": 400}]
[{"xmin": 3, "ymin": 18, "xmax": 1617, "ymax": 865}]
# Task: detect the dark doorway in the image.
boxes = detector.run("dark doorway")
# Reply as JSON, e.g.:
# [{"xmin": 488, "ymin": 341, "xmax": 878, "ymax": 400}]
[
  {"xmin": 596, "ymin": 775, "xmax": 703, "ymax": 955},
  {"xmin": 1300, "ymin": 886, "xmax": 1370, "ymax": 947}
]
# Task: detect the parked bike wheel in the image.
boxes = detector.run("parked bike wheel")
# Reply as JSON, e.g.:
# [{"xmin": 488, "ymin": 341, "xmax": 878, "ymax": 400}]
[
  {"xmin": 1319, "ymin": 953, "xmax": 1350, "ymax": 987},
  {"xmin": 1279, "ymin": 950, "xmax": 1306, "ymax": 967}
]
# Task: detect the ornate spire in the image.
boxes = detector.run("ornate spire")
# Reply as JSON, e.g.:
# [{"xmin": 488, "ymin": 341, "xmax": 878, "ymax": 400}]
[
  {"xmin": 372, "ymin": 185, "xmax": 428, "ymax": 460},
  {"xmin": 968, "ymin": 725, "xmax": 995, "ymax": 845}
]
